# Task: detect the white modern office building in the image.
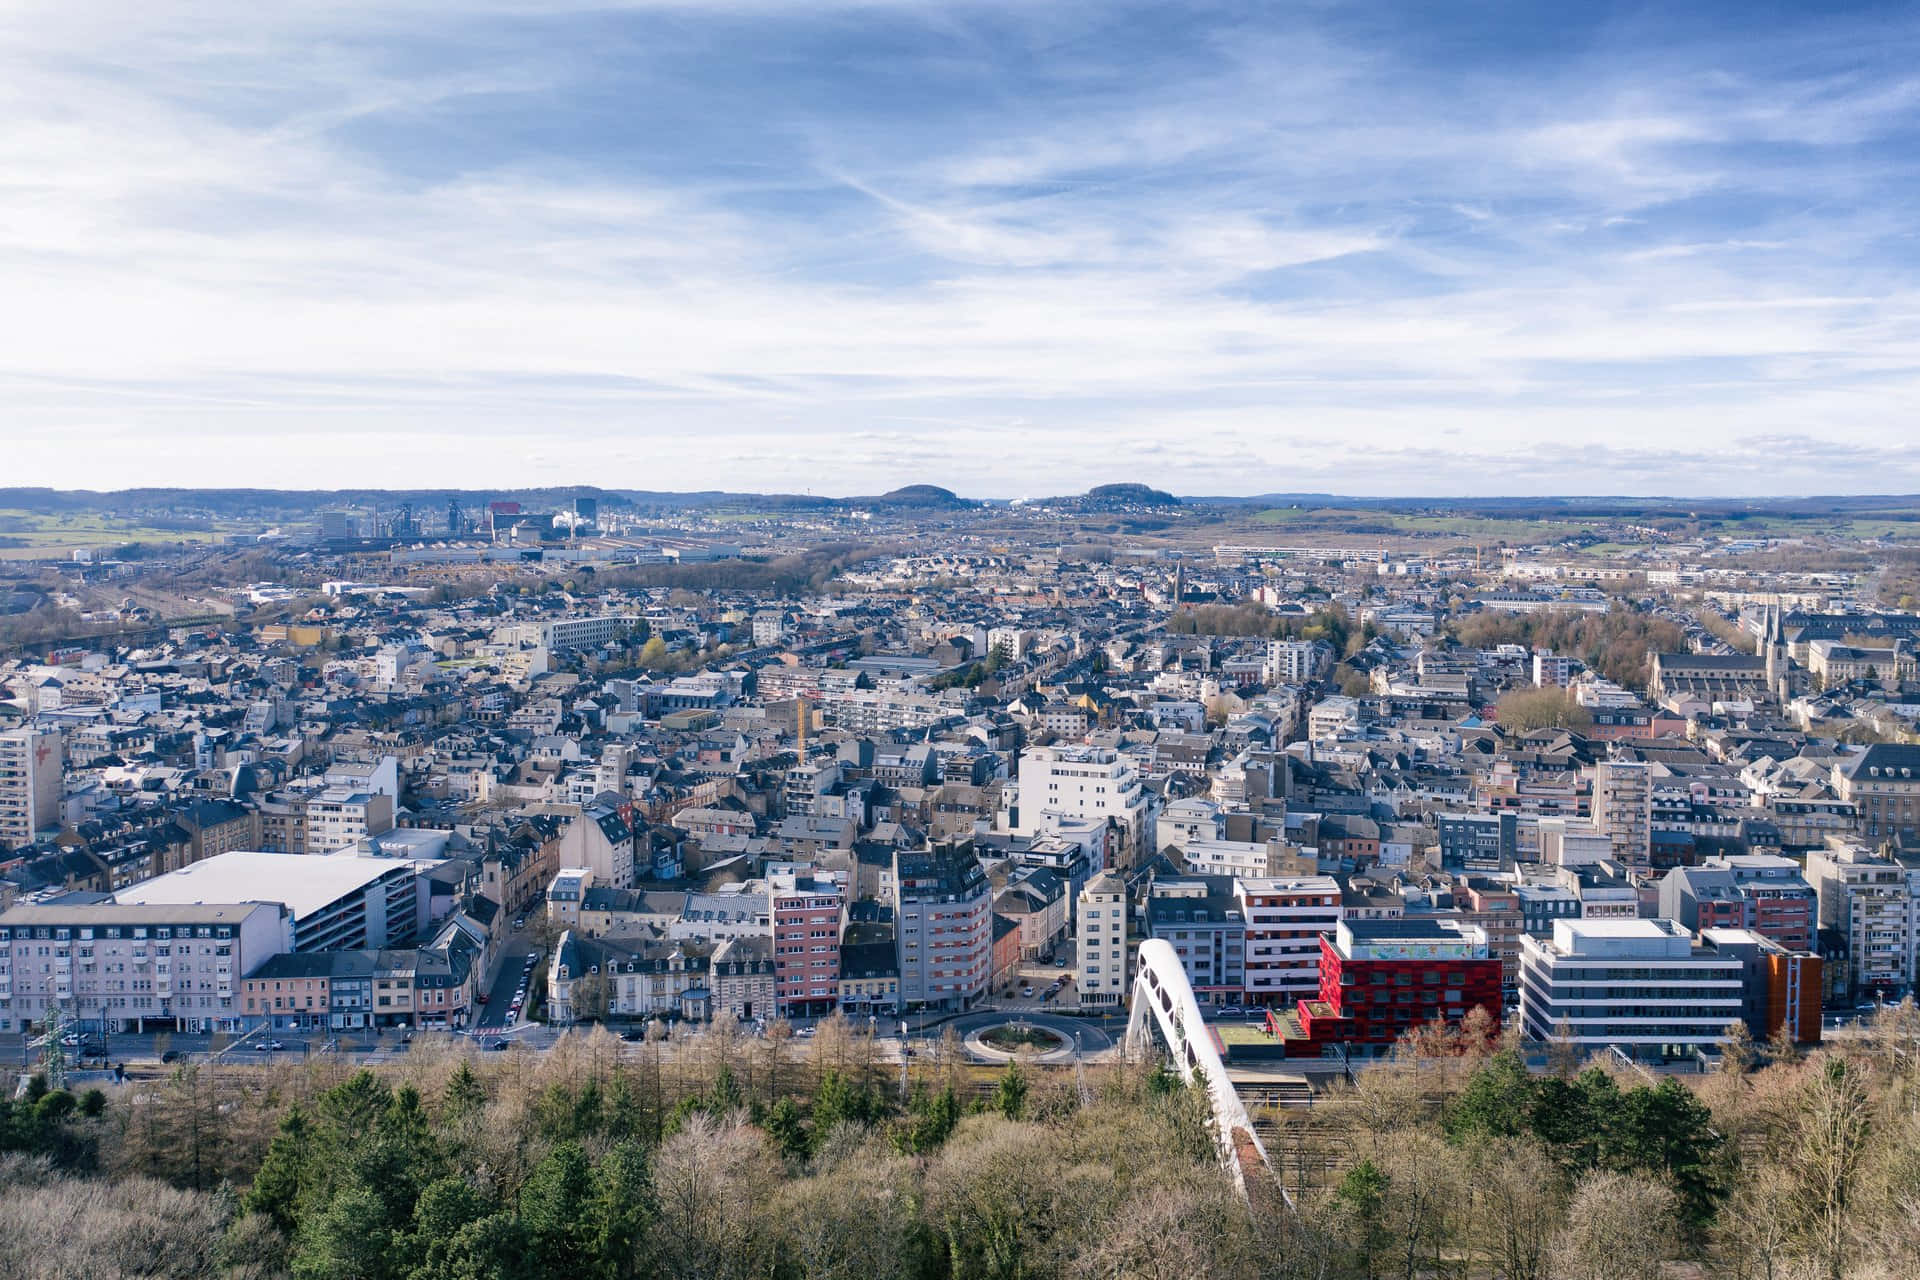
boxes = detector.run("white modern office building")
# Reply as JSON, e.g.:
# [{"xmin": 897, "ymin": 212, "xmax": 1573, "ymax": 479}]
[
  {"xmin": 1014, "ymin": 746, "xmax": 1152, "ymax": 862},
  {"xmin": 1518, "ymin": 918, "xmax": 1745, "ymax": 1061}
]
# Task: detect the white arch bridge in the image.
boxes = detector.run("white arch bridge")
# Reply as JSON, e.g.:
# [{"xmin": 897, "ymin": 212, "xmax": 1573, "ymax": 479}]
[{"xmin": 1125, "ymin": 938, "xmax": 1292, "ymax": 1208}]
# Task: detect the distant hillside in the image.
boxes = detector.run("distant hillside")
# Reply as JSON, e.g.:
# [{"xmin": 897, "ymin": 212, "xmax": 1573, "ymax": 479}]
[
  {"xmin": 1185, "ymin": 493, "xmax": 1920, "ymax": 517},
  {"xmin": 1032, "ymin": 484, "xmax": 1181, "ymax": 511},
  {"xmin": 849, "ymin": 485, "xmax": 976, "ymax": 510},
  {"xmin": 1084, "ymin": 483, "xmax": 1180, "ymax": 508},
  {"xmin": 0, "ymin": 486, "xmax": 640, "ymax": 520}
]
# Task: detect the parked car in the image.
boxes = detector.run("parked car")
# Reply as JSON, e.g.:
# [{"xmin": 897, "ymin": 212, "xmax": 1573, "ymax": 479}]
[
  {"xmin": 485, "ymin": 1039, "xmax": 509, "ymax": 1051},
  {"xmin": 1019, "ymin": 985, "xmax": 1034, "ymax": 998}
]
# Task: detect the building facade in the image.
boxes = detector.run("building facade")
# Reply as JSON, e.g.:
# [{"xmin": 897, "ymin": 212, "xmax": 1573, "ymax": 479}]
[
  {"xmin": 1519, "ymin": 918, "xmax": 1746, "ymax": 1061},
  {"xmin": 0, "ymin": 728, "xmax": 62, "ymax": 852},
  {"xmin": 1236, "ymin": 876, "xmax": 1342, "ymax": 1006},
  {"xmin": 893, "ymin": 842, "xmax": 992, "ymax": 1010},
  {"xmin": 771, "ymin": 866, "xmax": 846, "ymax": 1017},
  {"xmin": 0, "ymin": 901, "xmax": 285, "ymax": 1034},
  {"xmin": 1308, "ymin": 918, "xmax": 1502, "ymax": 1047},
  {"xmin": 1075, "ymin": 871, "xmax": 1132, "ymax": 1007}
]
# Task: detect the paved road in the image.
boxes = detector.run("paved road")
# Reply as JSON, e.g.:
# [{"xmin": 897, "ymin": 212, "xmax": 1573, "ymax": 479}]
[
  {"xmin": 0, "ymin": 1027, "xmax": 442, "ymax": 1076},
  {"xmin": 474, "ymin": 944, "xmax": 543, "ymax": 1032}
]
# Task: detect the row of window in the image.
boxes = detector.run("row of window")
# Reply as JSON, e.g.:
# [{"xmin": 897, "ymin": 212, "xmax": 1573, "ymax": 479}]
[{"xmin": 2, "ymin": 925, "xmax": 234, "ymax": 941}]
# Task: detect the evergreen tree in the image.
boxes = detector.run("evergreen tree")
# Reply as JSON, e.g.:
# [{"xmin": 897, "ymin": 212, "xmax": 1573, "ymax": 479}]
[
  {"xmin": 810, "ymin": 1068, "xmax": 875, "ymax": 1146},
  {"xmin": 1605, "ymin": 1078, "xmax": 1725, "ymax": 1229},
  {"xmin": 293, "ymin": 1184, "xmax": 396, "ymax": 1280},
  {"xmin": 406, "ymin": 1177, "xmax": 490, "ymax": 1277},
  {"xmin": 765, "ymin": 1097, "xmax": 810, "ymax": 1162},
  {"xmin": 442, "ymin": 1063, "xmax": 486, "ymax": 1119},
  {"xmin": 413, "ymin": 1213, "xmax": 535, "ymax": 1280},
  {"xmin": 412, "ymin": 1177, "xmax": 489, "ymax": 1243},
  {"xmin": 519, "ymin": 1140, "xmax": 594, "ymax": 1271},
  {"xmin": 1531, "ymin": 1068, "xmax": 1618, "ymax": 1175},
  {"xmin": 588, "ymin": 1140, "xmax": 655, "ymax": 1280},
  {"xmin": 994, "ymin": 1062, "xmax": 1029, "ymax": 1121},
  {"xmin": 897, "ymin": 1084, "xmax": 963, "ymax": 1155},
  {"xmin": 708, "ymin": 1063, "xmax": 745, "ymax": 1116},
  {"xmin": 1445, "ymin": 1049, "xmax": 1536, "ymax": 1141},
  {"xmin": 365, "ymin": 1086, "xmax": 444, "ymax": 1224},
  {"xmin": 243, "ymin": 1104, "xmax": 311, "ymax": 1236},
  {"xmin": 1333, "ymin": 1158, "xmax": 1390, "ymax": 1280}
]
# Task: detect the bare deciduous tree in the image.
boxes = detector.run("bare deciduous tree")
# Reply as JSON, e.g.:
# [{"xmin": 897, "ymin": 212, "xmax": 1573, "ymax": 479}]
[
  {"xmin": 651, "ymin": 1112, "xmax": 785, "ymax": 1280},
  {"xmin": 1551, "ymin": 1170, "xmax": 1677, "ymax": 1280},
  {"xmin": 1467, "ymin": 1135, "xmax": 1565, "ymax": 1280}
]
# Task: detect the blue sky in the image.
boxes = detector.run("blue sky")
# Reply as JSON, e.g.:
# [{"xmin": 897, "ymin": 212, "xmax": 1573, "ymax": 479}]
[{"xmin": 4, "ymin": 0, "xmax": 1919, "ymax": 496}]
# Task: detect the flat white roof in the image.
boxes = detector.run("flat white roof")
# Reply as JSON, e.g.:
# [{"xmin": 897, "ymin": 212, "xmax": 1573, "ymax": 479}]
[
  {"xmin": 1561, "ymin": 918, "xmax": 1671, "ymax": 939},
  {"xmin": 114, "ymin": 851, "xmax": 410, "ymax": 920}
]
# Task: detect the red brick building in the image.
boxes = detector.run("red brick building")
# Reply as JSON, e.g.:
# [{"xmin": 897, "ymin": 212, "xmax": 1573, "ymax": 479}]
[
  {"xmin": 1288, "ymin": 917, "xmax": 1502, "ymax": 1051},
  {"xmin": 770, "ymin": 867, "xmax": 846, "ymax": 1018}
]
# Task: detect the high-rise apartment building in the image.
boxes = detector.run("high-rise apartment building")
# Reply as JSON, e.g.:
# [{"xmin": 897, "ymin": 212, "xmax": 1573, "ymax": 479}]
[
  {"xmin": 893, "ymin": 842, "xmax": 991, "ymax": 1011},
  {"xmin": 1805, "ymin": 838, "xmax": 1916, "ymax": 1000},
  {"xmin": 1075, "ymin": 871, "xmax": 1132, "ymax": 1007},
  {"xmin": 769, "ymin": 865, "xmax": 846, "ymax": 1018},
  {"xmin": 1592, "ymin": 760, "xmax": 1653, "ymax": 870},
  {"xmin": 0, "ymin": 728, "xmax": 62, "ymax": 851}
]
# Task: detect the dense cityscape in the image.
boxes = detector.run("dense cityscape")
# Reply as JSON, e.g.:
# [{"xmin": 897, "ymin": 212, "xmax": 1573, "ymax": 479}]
[
  {"xmin": 10, "ymin": 0, "xmax": 1920, "ymax": 1273},
  {"xmin": 2, "ymin": 485, "xmax": 1920, "ymax": 1276}
]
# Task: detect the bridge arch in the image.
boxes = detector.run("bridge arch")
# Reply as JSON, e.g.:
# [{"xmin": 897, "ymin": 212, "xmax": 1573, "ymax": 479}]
[{"xmin": 1126, "ymin": 938, "xmax": 1287, "ymax": 1205}]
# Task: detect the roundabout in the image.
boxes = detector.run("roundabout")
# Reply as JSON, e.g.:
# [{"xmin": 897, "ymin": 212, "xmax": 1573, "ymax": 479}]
[
  {"xmin": 955, "ymin": 1010, "xmax": 1112, "ymax": 1063},
  {"xmin": 979, "ymin": 1023, "xmax": 1068, "ymax": 1054}
]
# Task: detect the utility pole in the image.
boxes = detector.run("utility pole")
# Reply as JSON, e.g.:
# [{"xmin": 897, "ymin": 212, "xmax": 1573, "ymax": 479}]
[
  {"xmin": 1074, "ymin": 1029, "xmax": 1091, "ymax": 1108},
  {"xmin": 42, "ymin": 1004, "xmax": 68, "ymax": 1091}
]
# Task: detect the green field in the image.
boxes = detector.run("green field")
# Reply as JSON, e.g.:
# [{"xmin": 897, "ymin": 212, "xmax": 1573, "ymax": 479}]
[
  {"xmin": 1683, "ymin": 512, "xmax": 1920, "ymax": 540},
  {"xmin": 1245, "ymin": 506, "xmax": 1574, "ymax": 543},
  {"xmin": 0, "ymin": 509, "xmax": 230, "ymax": 559}
]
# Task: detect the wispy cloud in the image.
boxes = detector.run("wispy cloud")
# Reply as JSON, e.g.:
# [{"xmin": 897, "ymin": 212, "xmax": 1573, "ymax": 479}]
[{"xmin": 3, "ymin": 1, "xmax": 1920, "ymax": 495}]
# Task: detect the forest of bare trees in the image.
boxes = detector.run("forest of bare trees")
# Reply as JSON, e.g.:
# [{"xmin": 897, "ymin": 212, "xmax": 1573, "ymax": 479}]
[
  {"xmin": 6, "ymin": 1005, "xmax": 1920, "ymax": 1279},
  {"xmin": 1448, "ymin": 606, "xmax": 1688, "ymax": 691}
]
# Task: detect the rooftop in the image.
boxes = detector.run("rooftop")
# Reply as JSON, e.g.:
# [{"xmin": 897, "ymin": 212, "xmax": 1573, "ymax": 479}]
[{"xmin": 113, "ymin": 851, "xmax": 414, "ymax": 920}]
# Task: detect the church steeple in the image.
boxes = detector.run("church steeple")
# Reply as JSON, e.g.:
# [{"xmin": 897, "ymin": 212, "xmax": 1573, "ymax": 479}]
[{"xmin": 1764, "ymin": 602, "xmax": 1789, "ymax": 703}]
